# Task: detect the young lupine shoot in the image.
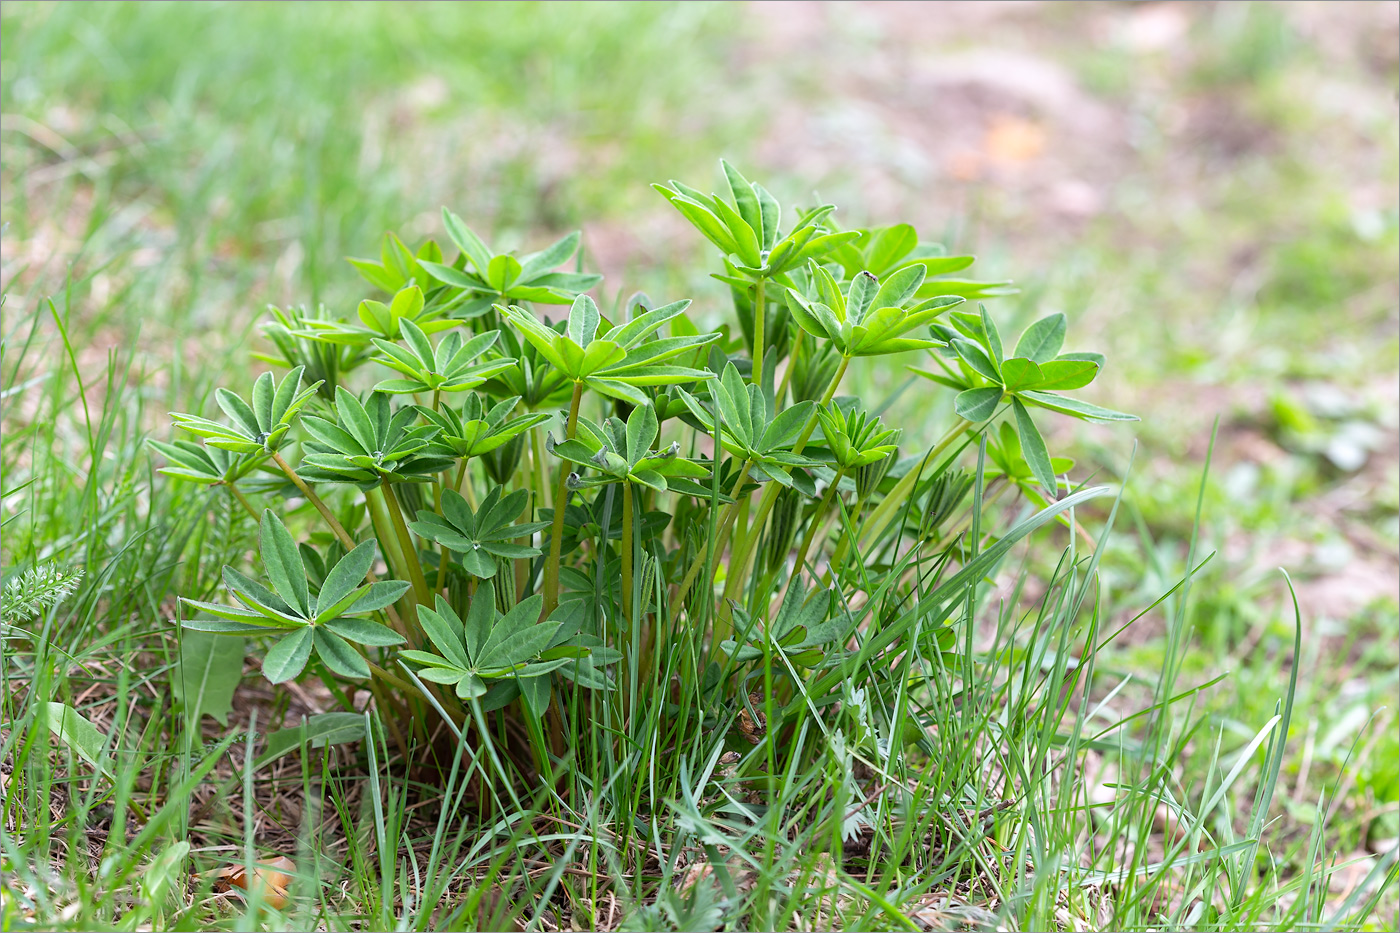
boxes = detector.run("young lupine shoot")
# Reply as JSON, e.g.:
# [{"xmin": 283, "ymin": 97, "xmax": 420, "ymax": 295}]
[
  {"xmin": 170, "ymin": 366, "xmax": 321, "ymax": 454},
  {"xmin": 501, "ymin": 294, "xmax": 719, "ymax": 406},
  {"xmin": 294, "ymin": 284, "xmax": 457, "ymax": 348},
  {"xmin": 409, "ymin": 487, "xmax": 549, "ymax": 579},
  {"xmin": 370, "ymin": 319, "xmax": 516, "ymax": 395},
  {"xmin": 418, "ymin": 209, "xmax": 603, "ymax": 307},
  {"xmin": 419, "ymin": 394, "xmax": 550, "ymax": 461},
  {"xmin": 180, "ymin": 512, "xmax": 406, "ymax": 682},
  {"xmin": 916, "ymin": 308, "xmax": 1136, "ymax": 493},
  {"xmin": 298, "ymin": 388, "xmax": 451, "ymax": 485}
]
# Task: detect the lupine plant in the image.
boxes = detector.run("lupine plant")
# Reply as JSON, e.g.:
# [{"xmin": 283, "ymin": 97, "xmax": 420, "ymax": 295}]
[{"xmin": 155, "ymin": 161, "xmax": 1134, "ymax": 794}]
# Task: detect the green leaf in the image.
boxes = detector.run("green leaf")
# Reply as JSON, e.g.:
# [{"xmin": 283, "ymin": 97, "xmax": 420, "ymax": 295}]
[
  {"xmin": 951, "ymin": 339, "xmax": 1001, "ymax": 383},
  {"xmin": 173, "ymin": 632, "xmax": 243, "ymax": 727},
  {"xmin": 720, "ymin": 160, "xmax": 762, "ymax": 242},
  {"xmin": 258, "ymin": 712, "xmax": 372, "ymax": 767},
  {"xmin": 998, "ymin": 358, "xmax": 1044, "ymax": 392},
  {"xmin": 419, "ymin": 603, "xmax": 470, "ymax": 669},
  {"xmin": 487, "ymin": 254, "xmax": 523, "ymax": 292},
  {"xmin": 1013, "ymin": 312, "xmax": 1066, "ymax": 363},
  {"xmin": 954, "ymin": 386, "xmax": 1003, "ymax": 422},
  {"xmin": 1013, "ymin": 399, "xmax": 1057, "ymax": 495},
  {"xmin": 259, "ymin": 511, "xmax": 310, "ymax": 617},
  {"xmin": 323, "ymin": 617, "xmax": 405, "ymax": 646},
  {"xmin": 262, "ymin": 627, "xmax": 314, "ymax": 683},
  {"xmin": 315, "ymin": 540, "xmax": 377, "ymax": 619},
  {"xmin": 519, "ymin": 230, "xmax": 581, "ymax": 282},
  {"xmin": 442, "ymin": 208, "xmax": 493, "ymax": 274},
  {"xmin": 567, "ymin": 294, "xmax": 602, "ymax": 346},
  {"xmin": 44, "ymin": 702, "xmax": 115, "ymax": 779},
  {"xmin": 345, "ymin": 580, "xmax": 412, "ymax": 613},
  {"xmin": 517, "ymin": 674, "xmax": 552, "ymax": 720},
  {"xmin": 625, "ymin": 403, "xmax": 659, "ymax": 464},
  {"xmin": 980, "ymin": 305, "xmax": 1004, "ymax": 367},
  {"xmin": 1018, "ymin": 390, "xmax": 1138, "ymax": 423},
  {"xmin": 867, "ymin": 224, "xmax": 918, "ymax": 274},
  {"xmin": 1032, "ymin": 359, "xmax": 1099, "ymax": 390},
  {"xmin": 314, "ymin": 627, "xmax": 371, "ymax": 679}
]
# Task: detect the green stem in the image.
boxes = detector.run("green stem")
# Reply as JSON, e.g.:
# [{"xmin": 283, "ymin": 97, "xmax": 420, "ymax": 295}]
[
  {"xmin": 752, "ymin": 277, "xmax": 767, "ymax": 384},
  {"xmin": 434, "ymin": 468, "xmax": 450, "ymax": 594},
  {"xmin": 775, "ymin": 327, "xmax": 803, "ymax": 406},
  {"xmin": 271, "ymin": 451, "xmax": 356, "ymax": 551},
  {"xmin": 225, "ymin": 483, "xmax": 258, "ymax": 521},
  {"xmin": 543, "ymin": 382, "xmax": 585, "ymax": 619},
  {"xmin": 824, "ymin": 416, "xmax": 974, "ymax": 580},
  {"xmin": 621, "ymin": 482, "xmax": 634, "ymax": 621},
  {"xmin": 530, "ymin": 424, "xmax": 551, "ymax": 511},
  {"xmin": 720, "ymin": 355, "xmax": 850, "ymax": 608},
  {"xmin": 381, "ymin": 476, "xmax": 431, "ymax": 612},
  {"xmin": 674, "ymin": 459, "xmax": 753, "ymax": 609},
  {"xmin": 788, "ymin": 468, "xmax": 844, "ymax": 583}
]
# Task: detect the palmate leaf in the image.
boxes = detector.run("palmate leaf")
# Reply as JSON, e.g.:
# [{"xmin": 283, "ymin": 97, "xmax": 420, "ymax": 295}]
[
  {"xmin": 418, "ymin": 209, "xmax": 601, "ymax": 305},
  {"xmin": 655, "ymin": 161, "xmax": 858, "ymax": 278},
  {"xmin": 419, "ymin": 393, "xmax": 548, "ymax": 461},
  {"xmin": 371, "ymin": 319, "xmax": 516, "ymax": 394},
  {"xmin": 409, "ymin": 486, "xmax": 548, "ymax": 578},
  {"xmin": 180, "ymin": 514, "xmax": 405, "ymax": 683},
  {"xmin": 399, "ymin": 584, "xmax": 578, "ymax": 709},
  {"xmin": 170, "ymin": 366, "xmax": 321, "ymax": 454},
  {"xmin": 500, "ymin": 296, "xmax": 720, "ymax": 404},
  {"xmin": 786, "ymin": 262, "xmax": 964, "ymax": 358},
  {"xmin": 299, "ymin": 388, "xmax": 449, "ymax": 484}
]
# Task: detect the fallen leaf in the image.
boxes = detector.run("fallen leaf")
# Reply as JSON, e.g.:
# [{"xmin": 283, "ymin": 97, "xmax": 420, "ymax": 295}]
[{"xmin": 206, "ymin": 856, "xmax": 295, "ymax": 910}]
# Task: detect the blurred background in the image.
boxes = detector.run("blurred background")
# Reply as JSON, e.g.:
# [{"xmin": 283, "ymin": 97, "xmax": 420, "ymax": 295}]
[{"xmin": 3, "ymin": 0, "xmax": 1397, "ymax": 873}]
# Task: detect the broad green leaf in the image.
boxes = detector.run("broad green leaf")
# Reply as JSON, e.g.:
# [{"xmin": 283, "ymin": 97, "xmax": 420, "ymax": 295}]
[
  {"xmin": 419, "ymin": 603, "xmax": 470, "ymax": 669},
  {"xmin": 173, "ymin": 632, "xmax": 243, "ymax": 727},
  {"xmin": 952, "ymin": 383, "xmax": 1008, "ymax": 420},
  {"xmin": 323, "ymin": 617, "xmax": 405, "ymax": 646},
  {"xmin": 345, "ymin": 580, "xmax": 412, "ymax": 613},
  {"xmin": 517, "ymin": 674, "xmax": 551, "ymax": 720},
  {"xmin": 1032, "ymin": 359, "xmax": 1099, "ymax": 391},
  {"xmin": 1013, "ymin": 313, "xmax": 1066, "ymax": 363},
  {"xmin": 442, "ymin": 208, "xmax": 494, "ymax": 274},
  {"xmin": 259, "ymin": 511, "xmax": 310, "ymax": 617},
  {"xmin": 258, "ymin": 711, "xmax": 372, "ymax": 767},
  {"xmin": 262, "ymin": 627, "xmax": 314, "ymax": 683},
  {"xmin": 44, "ymin": 702, "xmax": 115, "ymax": 779},
  {"xmin": 314, "ymin": 627, "xmax": 371, "ymax": 679},
  {"xmin": 486, "ymin": 254, "xmax": 523, "ymax": 292},
  {"xmin": 999, "ymin": 358, "xmax": 1044, "ymax": 392},
  {"xmin": 867, "ymin": 224, "xmax": 918, "ymax": 274},
  {"xmin": 315, "ymin": 540, "xmax": 377, "ymax": 619},
  {"xmin": 1018, "ymin": 390, "xmax": 1138, "ymax": 423},
  {"xmin": 721, "ymin": 160, "xmax": 762, "ymax": 242},
  {"xmin": 951, "ymin": 339, "xmax": 1000, "ymax": 382},
  {"xmin": 1013, "ymin": 399, "xmax": 1057, "ymax": 494}
]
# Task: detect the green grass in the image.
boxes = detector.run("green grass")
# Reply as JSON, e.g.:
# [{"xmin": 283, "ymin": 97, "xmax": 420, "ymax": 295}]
[{"xmin": 3, "ymin": 2, "xmax": 1397, "ymax": 930}]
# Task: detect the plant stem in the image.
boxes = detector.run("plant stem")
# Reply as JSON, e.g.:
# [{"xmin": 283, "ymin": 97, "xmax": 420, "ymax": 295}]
[
  {"xmin": 530, "ymin": 425, "xmax": 551, "ymax": 511},
  {"xmin": 788, "ymin": 468, "xmax": 844, "ymax": 583},
  {"xmin": 381, "ymin": 476, "xmax": 431, "ymax": 612},
  {"xmin": 225, "ymin": 483, "xmax": 259, "ymax": 520},
  {"xmin": 621, "ymin": 482, "xmax": 634, "ymax": 621},
  {"xmin": 720, "ymin": 355, "xmax": 850, "ymax": 609},
  {"xmin": 543, "ymin": 382, "xmax": 584, "ymax": 618},
  {"xmin": 434, "ymin": 470, "xmax": 450, "ymax": 594},
  {"xmin": 751, "ymin": 277, "xmax": 767, "ymax": 384},
  {"xmin": 674, "ymin": 459, "xmax": 752, "ymax": 608},
  {"xmin": 775, "ymin": 327, "xmax": 803, "ymax": 406},
  {"xmin": 271, "ymin": 451, "xmax": 356, "ymax": 551},
  {"xmin": 846, "ymin": 416, "xmax": 969, "ymax": 556}
]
